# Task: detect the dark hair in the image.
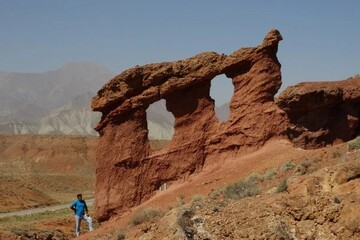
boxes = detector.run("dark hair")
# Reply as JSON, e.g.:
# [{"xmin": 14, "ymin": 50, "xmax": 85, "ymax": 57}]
[{"xmin": 77, "ymin": 194, "xmax": 82, "ymax": 197}]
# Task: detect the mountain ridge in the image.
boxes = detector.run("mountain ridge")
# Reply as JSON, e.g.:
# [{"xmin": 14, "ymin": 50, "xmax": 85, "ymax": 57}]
[{"xmin": 0, "ymin": 62, "xmax": 188, "ymax": 139}]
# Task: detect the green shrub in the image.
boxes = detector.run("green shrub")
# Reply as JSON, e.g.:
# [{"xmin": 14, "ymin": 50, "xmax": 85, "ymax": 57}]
[
  {"xmin": 223, "ymin": 178, "xmax": 259, "ymax": 199},
  {"xmin": 129, "ymin": 207, "xmax": 164, "ymax": 226},
  {"xmin": 294, "ymin": 159, "xmax": 318, "ymax": 175},
  {"xmin": 208, "ymin": 189, "xmax": 222, "ymax": 199},
  {"xmin": 192, "ymin": 194, "xmax": 206, "ymax": 202},
  {"xmin": 276, "ymin": 179, "xmax": 288, "ymax": 193},
  {"xmin": 294, "ymin": 165, "xmax": 302, "ymax": 174},
  {"xmin": 264, "ymin": 168, "xmax": 277, "ymax": 179},
  {"xmin": 247, "ymin": 172, "xmax": 265, "ymax": 182},
  {"xmin": 348, "ymin": 137, "xmax": 360, "ymax": 151},
  {"xmin": 281, "ymin": 162, "xmax": 293, "ymax": 172}
]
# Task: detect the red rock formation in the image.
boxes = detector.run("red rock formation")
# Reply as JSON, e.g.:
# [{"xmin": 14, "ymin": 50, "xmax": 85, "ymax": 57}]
[
  {"xmin": 92, "ymin": 29, "xmax": 290, "ymax": 221},
  {"xmin": 92, "ymin": 27, "xmax": 360, "ymax": 221},
  {"xmin": 276, "ymin": 77, "xmax": 360, "ymax": 148},
  {"xmin": 92, "ymin": 28, "xmax": 360, "ymax": 221}
]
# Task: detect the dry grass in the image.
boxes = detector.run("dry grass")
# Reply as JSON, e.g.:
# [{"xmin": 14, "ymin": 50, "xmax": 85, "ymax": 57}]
[
  {"xmin": 223, "ymin": 178, "xmax": 260, "ymax": 199},
  {"xmin": 0, "ymin": 205, "xmax": 99, "ymax": 238},
  {"xmin": 276, "ymin": 179, "xmax": 288, "ymax": 193},
  {"xmin": 129, "ymin": 207, "xmax": 165, "ymax": 226},
  {"xmin": 348, "ymin": 136, "xmax": 360, "ymax": 151}
]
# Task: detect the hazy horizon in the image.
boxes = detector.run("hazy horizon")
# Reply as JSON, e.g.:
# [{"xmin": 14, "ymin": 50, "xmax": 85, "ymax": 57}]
[{"xmin": 1, "ymin": 0, "xmax": 359, "ymax": 105}]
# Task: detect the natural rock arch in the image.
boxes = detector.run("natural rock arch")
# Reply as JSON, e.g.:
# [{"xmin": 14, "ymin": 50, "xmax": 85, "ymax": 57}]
[
  {"xmin": 92, "ymin": 29, "xmax": 288, "ymax": 221},
  {"xmin": 92, "ymin": 29, "xmax": 360, "ymax": 221}
]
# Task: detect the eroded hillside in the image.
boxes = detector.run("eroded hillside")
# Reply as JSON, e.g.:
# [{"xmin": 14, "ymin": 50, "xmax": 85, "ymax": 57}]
[
  {"xmin": 83, "ymin": 139, "xmax": 360, "ymax": 240},
  {"xmin": 0, "ymin": 135, "xmax": 97, "ymax": 212}
]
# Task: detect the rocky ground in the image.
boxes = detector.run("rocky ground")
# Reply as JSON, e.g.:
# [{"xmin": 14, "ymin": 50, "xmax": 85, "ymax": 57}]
[
  {"xmin": 79, "ymin": 138, "xmax": 360, "ymax": 240},
  {"xmin": 0, "ymin": 136, "xmax": 359, "ymax": 239}
]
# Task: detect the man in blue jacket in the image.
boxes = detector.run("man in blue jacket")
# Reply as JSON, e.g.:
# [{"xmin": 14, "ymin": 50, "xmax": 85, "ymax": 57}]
[{"xmin": 70, "ymin": 194, "xmax": 93, "ymax": 237}]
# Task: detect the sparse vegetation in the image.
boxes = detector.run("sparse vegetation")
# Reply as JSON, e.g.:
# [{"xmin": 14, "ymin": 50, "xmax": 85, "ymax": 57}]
[
  {"xmin": 294, "ymin": 165, "xmax": 302, "ymax": 174},
  {"xmin": 276, "ymin": 179, "xmax": 288, "ymax": 193},
  {"xmin": 191, "ymin": 195, "xmax": 206, "ymax": 208},
  {"xmin": 248, "ymin": 172, "xmax": 265, "ymax": 182},
  {"xmin": 334, "ymin": 196, "xmax": 341, "ymax": 204},
  {"xmin": 281, "ymin": 162, "xmax": 293, "ymax": 172},
  {"xmin": 4, "ymin": 134, "xmax": 360, "ymax": 239},
  {"xmin": 348, "ymin": 136, "xmax": 360, "ymax": 151},
  {"xmin": 0, "ymin": 206, "xmax": 98, "ymax": 239},
  {"xmin": 116, "ymin": 229, "xmax": 127, "ymax": 240},
  {"xmin": 294, "ymin": 159, "xmax": 318, "ymax": 175},
  {"xmin": 208, "ymin": 189, "xmax": 222, "ymax": 199},
  {"xmin": 176, "ymin": 208, "xmax": 196, "ymax": 238},
  {"xmin": 264, "ymin": 168, "xmax": 277, "ymax": 179},
  {"xmin": 223, "ymin": 178, "xmax": 259, "ymax": 199},
  {"xmin": 129, "ymin": 207, "xmax": 164, "ymax": 226}
]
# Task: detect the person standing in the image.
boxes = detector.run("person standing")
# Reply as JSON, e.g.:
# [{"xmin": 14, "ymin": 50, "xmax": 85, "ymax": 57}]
[{"xmin": 70, "ymin": 194, "xmax": 93, "ymax": 237}]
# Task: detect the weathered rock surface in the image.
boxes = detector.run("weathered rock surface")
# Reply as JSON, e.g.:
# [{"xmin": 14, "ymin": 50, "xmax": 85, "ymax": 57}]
[
  {"xmin": 0, "ymin": 231, "xmax": 20, "ymax": 240},
  {"xmin": 276, "ymin": 77, "xmax": 360, "ymax": 148},
  {"xmin": 132, "ymin": 157, "xmax": 360, "ymax": 240},
  {"xmin": 91, "ymin": 28, "xmax": 360, "ymax": 221},
  {"xmin": 92, "ymin": 29, "xmax": 288, "ymax": 221}
]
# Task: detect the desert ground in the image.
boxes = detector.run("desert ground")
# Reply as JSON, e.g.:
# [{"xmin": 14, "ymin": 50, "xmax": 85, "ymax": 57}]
[
  {"xmin": 0, "ymin": 135, "xmax": 359, "ymax": 239},
  {"xmin": 0, "ymin": 135, "xmax": 97, "ymax": 212}
]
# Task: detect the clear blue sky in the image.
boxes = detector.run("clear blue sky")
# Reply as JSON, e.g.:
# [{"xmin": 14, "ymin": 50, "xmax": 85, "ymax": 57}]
[{"xmin": 1, "ymin": 0, "xmax": 359, "ymax": 105}]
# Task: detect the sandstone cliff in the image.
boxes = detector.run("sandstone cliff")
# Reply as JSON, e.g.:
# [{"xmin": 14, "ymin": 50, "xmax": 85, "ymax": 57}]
[
  {"xmin": 92, "ymin": 29, "xmax": 360, "ymax": 221},
  {"xmin": 276, "ymin": 77, "xmax": 360, "ymax": 148},
  {"xmin": 92, "ymin": 29, "xmax": 288, "ymax": 221}
]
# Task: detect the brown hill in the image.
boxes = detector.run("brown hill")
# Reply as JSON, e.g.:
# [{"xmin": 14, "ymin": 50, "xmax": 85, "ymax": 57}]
[
  {"xmin": 80, "ymin": 138, "xmax": 360, "ymax": 240},
  {"xmin": 0, "ymin": 135, "xmax": 97, "ymax": 212},
  {"xmin": 0, "ymin": 136, "xmax": 358, "ymax": 239}
]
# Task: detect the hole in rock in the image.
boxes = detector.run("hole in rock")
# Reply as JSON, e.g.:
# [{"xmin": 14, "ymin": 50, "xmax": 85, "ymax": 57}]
[
  {"xmin": 146, "ymin": 99, "xmax": 174, "ymax": 151},
  {"xmin": 210, "ymin": 74, "xmax": 233, "ymax": 122}
]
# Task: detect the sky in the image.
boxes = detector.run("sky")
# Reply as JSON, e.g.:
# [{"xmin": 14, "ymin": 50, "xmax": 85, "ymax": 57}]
[{"xmin": 1, "ymin": 0, "xmax": 359, "ymax": 105}]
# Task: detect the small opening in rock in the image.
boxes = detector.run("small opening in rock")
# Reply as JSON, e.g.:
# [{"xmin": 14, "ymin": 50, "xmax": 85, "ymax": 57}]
[
  {"xmin": 210, "ymin": 74, "xmax": 233, "ymax": 122},
  {"xmin": 146, "ymin": 99, "xmax": 174, "ymax": 151}
]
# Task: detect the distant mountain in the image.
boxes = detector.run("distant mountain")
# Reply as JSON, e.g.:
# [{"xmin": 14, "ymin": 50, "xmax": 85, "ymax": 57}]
[
  {"xmin": 0, "ymin": 62, "xmax": 115, "ymax": 110},
  {"xmin": 0, "ymin": 93, "xmax": 175, "ymax": 139},
  {"xmin": 0, "ymin": 63, "xmax": 175, "ymax": 139},
  {"xmin": 146, "ymin": 100, "xmax": 174, "ymax": 140},
  {"xmin": 37, "ymin": 92, "xmax": 101, "ymax": 135},
  {"xmin": 215, "ymin": 102, "xmax": 230, "ymax": 121}
]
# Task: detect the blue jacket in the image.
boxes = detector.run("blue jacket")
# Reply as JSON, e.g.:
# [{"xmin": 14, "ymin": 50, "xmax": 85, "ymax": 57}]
[{"xmin": 71, "ymin": 200, "xmax": 87, "ymax": 216}]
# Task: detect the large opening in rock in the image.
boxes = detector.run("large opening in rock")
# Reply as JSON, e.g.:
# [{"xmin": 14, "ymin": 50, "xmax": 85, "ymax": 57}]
[
  {"xmin": 210, "ymin": 74, "xmax": 233, "ymax": 122},
  {"xmin": 146, "ymin": 99, "xmax": 175, "ymax": 151}
]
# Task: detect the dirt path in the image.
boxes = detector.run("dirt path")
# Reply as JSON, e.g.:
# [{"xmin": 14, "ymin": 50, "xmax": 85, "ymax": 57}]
[{"xmin": 0, "ymin": 199, "xmax": 94, "ymax": 218}]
